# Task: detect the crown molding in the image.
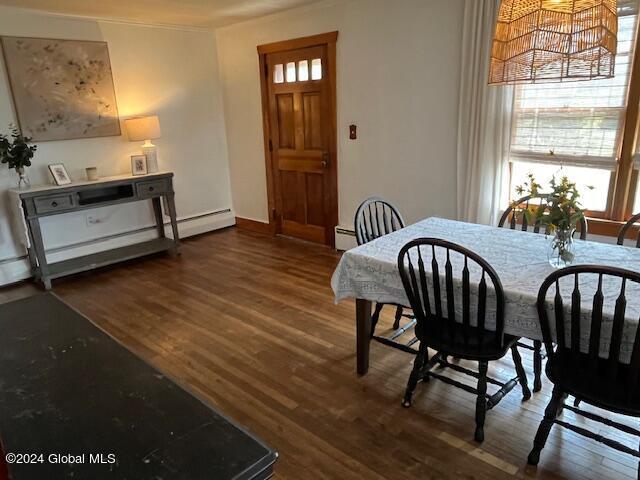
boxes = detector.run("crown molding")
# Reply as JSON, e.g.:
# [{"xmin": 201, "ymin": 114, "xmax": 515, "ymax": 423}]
[
  {"xmin": 0, "ymin": 5, "xmax": 216, "ymax": 33},
  {"xmin": 214, "ymin": 0, "xmax": 348, "ymax": 33}
]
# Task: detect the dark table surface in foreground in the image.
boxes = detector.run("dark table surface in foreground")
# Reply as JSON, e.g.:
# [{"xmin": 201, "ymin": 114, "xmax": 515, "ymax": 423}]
[{"xmin": 0, "ymin": 293, "xmax": 277, "ymax": 479}]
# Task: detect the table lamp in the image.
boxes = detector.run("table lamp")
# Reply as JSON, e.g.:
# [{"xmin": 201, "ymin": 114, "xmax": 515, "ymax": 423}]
[{"xmin": 125, "ymin": 115, "xmax": 161, "ymax": 173}]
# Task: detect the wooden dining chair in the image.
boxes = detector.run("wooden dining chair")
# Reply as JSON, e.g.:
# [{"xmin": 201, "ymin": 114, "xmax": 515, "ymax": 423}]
[
  {"xmin": 617, "ymin": 212, "xmax": 640, "ymax": 247},
  {"xmin": 498, "ymin": 194, "xmax": 589, "ymax": 393},
  {"xmin": 528, "ymin": 265, "xmax": 640, "ymax": 474},
  {"xmin": 398, "ymin": 238, "xmax": 531, "ymax": 442},
  {"xmin": 355, "ymin": 197, "xmax": 416, "ymax": 354}
]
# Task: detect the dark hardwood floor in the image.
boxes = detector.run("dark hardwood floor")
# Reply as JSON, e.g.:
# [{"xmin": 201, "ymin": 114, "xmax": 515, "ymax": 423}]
[{"xmin": 1, "ymin": 227, "xmax": 638, "ymax": 479}]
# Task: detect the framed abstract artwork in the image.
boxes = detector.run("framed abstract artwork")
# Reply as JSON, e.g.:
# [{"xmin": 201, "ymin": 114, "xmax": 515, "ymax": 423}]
[{"xmin": 0, "ymin": 36, "xmax": 121, "ymax": 142}]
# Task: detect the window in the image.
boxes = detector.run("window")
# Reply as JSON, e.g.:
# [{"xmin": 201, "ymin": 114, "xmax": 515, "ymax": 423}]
[
  {"xmin": 510, "ymin": 162, "xmax": 612, "ymax": 212},
  {"xmin": 635, "ymin": 174, "xmax": 640, "ymax": 212},
  {"xmin": 508, "ymin": 3, "xmax": 640, "ymax": 221},
  {"xmin": 311, "ymin": 58, "xmax": 322, "ymax": 80},
  {"xmin": 273, "ymin": 64, "xmax": 284, "ymax": 84},
  {"xmin": 286, "ymin": 62, "xmax": 296, "ymax": 83},
  {"xmin": 298, "ymin": 60, "xmax": 309, "ymax": 81},
  {"xmin": 273, "ymin": 59, "xmax": 319, "ymax": 84}
]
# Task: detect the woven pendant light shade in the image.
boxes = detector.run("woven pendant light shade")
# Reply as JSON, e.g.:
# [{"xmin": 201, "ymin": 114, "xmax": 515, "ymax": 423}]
[{"xmin": 489, "ymin": 0, "xmax": 618, "ymax": 84}]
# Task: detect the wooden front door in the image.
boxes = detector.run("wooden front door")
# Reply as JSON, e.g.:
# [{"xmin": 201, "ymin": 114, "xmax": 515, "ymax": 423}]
[{"xmin": 261, "ymin": 36, "xmax": 337, "ymax": 246}]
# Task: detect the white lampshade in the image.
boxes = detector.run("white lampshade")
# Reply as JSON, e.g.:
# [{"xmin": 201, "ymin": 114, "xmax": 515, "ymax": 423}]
[{"xmin": 125, "ymin": 115, "xmax": 161, "ymax": 141}]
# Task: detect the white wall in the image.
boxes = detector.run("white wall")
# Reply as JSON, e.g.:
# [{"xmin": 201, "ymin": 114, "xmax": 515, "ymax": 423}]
[
  {"xmin": 216, "ymin": 0, "xmax": 465, "ymax": 228},
  {"xmin": 0, "ymin": 7, "xmax": 234, "ymax": 284}
]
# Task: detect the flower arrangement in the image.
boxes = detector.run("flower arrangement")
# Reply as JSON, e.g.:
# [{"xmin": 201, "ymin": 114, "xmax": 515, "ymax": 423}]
[
  {"xmin": 0, "ymin": 125, "xmax": 37, "ymax": 188},
  {"xmin": 0, "ymin": 125, "xmax": 37, "ymax": 171},
  {"xmin": 510, "ymin": 172, "xmax": 543, "ymax": 219},
  {"xmin": 513, "ymin": 173, "xmax": 590, "ymax": 267}
]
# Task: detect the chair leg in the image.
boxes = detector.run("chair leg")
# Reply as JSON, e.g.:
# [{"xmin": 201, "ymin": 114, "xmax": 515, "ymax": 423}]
[
  {"xmin": 420, "ymin": 350, "xmax": 437, "ymax": 383},
  {"xmin": 574, "ymin": 397, "xmax": 581, "ymax": 407},
  {"xmin": 533, "ymin": 340, "xmax": 543, "ymax": 392},
  {"xmin": 402, "ymin": 342, "xmax": 427, "ymax": 408},
  {"xmin": 393, "ymin": 306, "xmax": 403, "ymax": 330},
  {"xmin": 511, "ymin": 345, "xmax": 531, "ymax": 401},
  {"xmin": 370, "ymin": 303, "xmax": 384, "ymax": 338},
  {"xmin": 474, "ymin": 361, "xmax": 488, "ymax": 442},
  {"xmin": 528, "ymin": 386, "xmax": 565, "ymax": 465}
]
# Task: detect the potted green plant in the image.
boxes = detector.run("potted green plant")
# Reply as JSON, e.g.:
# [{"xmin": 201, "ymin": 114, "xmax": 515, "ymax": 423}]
[
  {"xmin": 517, "ymin": 174, "xmax": 589, "ymax": 268},
  {"xmin": 0, "ymin": 125, "xmax": 37, "ymax": 188}
]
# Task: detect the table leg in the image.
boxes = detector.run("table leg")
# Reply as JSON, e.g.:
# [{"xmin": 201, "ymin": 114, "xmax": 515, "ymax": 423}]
[
  {"xmin": 356, "ymin": 299, "xmax": 372, "ymax": 375},
  {"xmin": 24, "ymin": 229, "xmax": 38, "ymax": 276},
  {"xmin": 27, "ymin": 217, "xmax": 50, "ymax": 290},
  {"xmin": 152, "ymin": 197, "xmax": 165, "ymax": 239},
  {"xmin": 164, "ymin": 193, "xmax": 181, "ymax": 255}
]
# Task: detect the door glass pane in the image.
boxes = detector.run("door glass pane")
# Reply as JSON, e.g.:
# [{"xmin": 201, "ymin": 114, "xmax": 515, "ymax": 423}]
[
  {"xmin": 286, "ymin": 62, "xmax": 296, "ymax": 82},
  {"xmin": 273, "ymin": 64, "xmax": 284, "ymax": 84},
  {"xmin": 298, "ymin": 60, "xmax": 309, "ymax": 81},
  {"xmin": 311, "ymin": 58, "xmax": 322, "ymax": 80}
]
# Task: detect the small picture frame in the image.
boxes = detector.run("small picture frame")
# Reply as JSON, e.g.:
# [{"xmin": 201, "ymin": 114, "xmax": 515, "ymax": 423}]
[
  {"xmin": 48, "ymin": 163, "xmax": 72, "ymax": 186},
  {"xmin": 131, "ymin": 155, "xmax": 148, "ymax": 176}
]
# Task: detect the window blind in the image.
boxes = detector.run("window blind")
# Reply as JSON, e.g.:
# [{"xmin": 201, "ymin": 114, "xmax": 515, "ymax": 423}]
[{"xmin": 510, "ymin": 3, "xmax": 639, "ymax": 171}]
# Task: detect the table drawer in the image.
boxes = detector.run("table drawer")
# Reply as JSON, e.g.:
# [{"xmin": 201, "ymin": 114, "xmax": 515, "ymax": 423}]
[
  {"xmin": 34, "ymin": 194, "xmax": 75, "ymax": 214},
  {"xmin": 136, "ymin": 180, "xmax": 167, "ymax": 199}
]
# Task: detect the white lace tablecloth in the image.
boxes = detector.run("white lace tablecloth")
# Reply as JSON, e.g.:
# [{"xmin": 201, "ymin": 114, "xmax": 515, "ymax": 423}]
[{"xmin": 332, "ymin": 217, "xmax": 640, "ymax": 360}]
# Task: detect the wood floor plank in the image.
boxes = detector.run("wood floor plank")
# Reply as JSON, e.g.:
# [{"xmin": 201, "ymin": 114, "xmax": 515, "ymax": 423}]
[{"xmin": 1, "ymin": 227, "xmax": 637, "ymax": 479}]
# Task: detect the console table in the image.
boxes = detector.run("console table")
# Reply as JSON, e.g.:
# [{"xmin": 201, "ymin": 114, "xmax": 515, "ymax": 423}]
[{"xmin": 10, "ymin": 172, "xmax": 180, "ymax": 289}]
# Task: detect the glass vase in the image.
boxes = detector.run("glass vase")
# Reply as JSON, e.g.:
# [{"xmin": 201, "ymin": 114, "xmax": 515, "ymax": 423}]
[
  {"xmin": 15, "ymin": 167, "xmax": 30, "ymax": 189},
  {"xmin": 547, "ymin": 228, "xmax": 575, "ymax": 269}
]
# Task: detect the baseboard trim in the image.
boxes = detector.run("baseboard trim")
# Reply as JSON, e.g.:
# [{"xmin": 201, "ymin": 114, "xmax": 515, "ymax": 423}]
[
  {"xmin": 235, "ymin": 217, "xmax": 276, "ymax": 235},
  {"xmin": 335, "ymin": 226, "xmax": 356, "ymax": 251},
  {"xmin": 0, "ymin": 208, "xmax": 236, "ymax": 287}
]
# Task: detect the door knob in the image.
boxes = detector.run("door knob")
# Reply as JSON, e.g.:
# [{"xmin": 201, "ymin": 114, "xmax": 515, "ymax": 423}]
[{"xmin": 321, "ymin": 152, "xmax": 330, "ymax": 168}]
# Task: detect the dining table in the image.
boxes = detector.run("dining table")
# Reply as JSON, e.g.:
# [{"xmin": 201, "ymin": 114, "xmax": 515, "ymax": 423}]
[{"xmin": 331, "ymin": 217, "xmax": 640, "ymax": 375}]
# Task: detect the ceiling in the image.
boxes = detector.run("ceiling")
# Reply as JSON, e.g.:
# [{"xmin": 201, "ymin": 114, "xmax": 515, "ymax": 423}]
[{"xmin": 0, "ymin": 0, "xmax": 323, "ymax": 29}]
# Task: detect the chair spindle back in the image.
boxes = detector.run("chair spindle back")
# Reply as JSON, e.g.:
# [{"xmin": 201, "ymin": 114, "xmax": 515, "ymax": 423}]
[
  {"xmin": 355, "ymin": 197, "xmax": 405, "ymax": 246},
  {"xmin": 397, "ymin": 238, "xmax": 506, "ymax": 352},
  {"xmin": 537, "ymin": 265, "xmax": 640, "ymax": 403},
  {"xmin": 617, "ymin": 212, "xmax": 640, "ymax": 248}
]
